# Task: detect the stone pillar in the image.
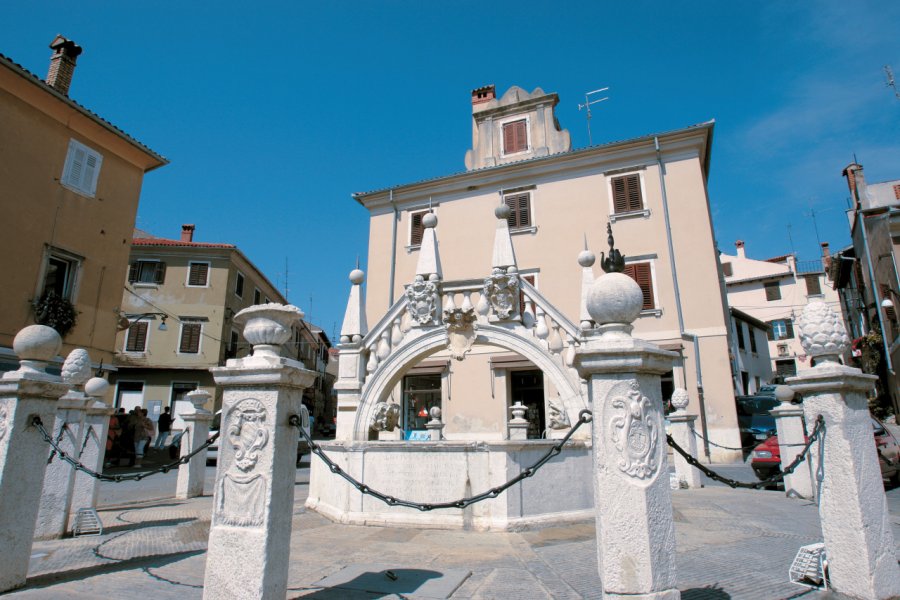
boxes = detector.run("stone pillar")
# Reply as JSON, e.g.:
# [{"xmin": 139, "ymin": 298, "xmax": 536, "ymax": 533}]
[
  {"xmin": 769, "ymin": 385, "xmax": 814, "ymax": 499},
  {"xmin": 574, "ymin": 230, "xmax": 680, "ymax": 600},
  {"xmin": 789, "ymin": 301, "xmax": 900, "ymax": 599},
  {"xmin": 176, "ymin": 388, "xmax": 214, "ymax": 500},
  {"xmin": 203, "ymin": 304, "xmax": 316, "ymax": 600},
  {"xmin": 508, "ymin": 401, "xmax": 529, "ymax": 440},
  {"xmin": 34, "ymin": 348, "xmax": 92, "ymax": 540},
  {"xmin": 0, "ymin": 325, "xmax": 69, "ymax": 592},
  {"xmin": 667, "ymin": 388, "xmax": 703, "ymax": 490},
  {"xmin": 335, "ymin": 267, "xmax": 368, "ymax": 442},
  {"xmin": 68, "ymin": 377, "xmax": 113, "ymax": 530}
]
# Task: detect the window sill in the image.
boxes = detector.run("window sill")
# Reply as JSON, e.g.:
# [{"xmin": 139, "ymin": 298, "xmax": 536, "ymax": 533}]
[
  {"xmin": 638, "ymin": 308, "xmax": 663, "ymax": 318},
  {"xmin": 610, "ymin": 209, "xmax": 651, "ymax": 223},
  {"xmin": 60, "ymin": 182, "xmax": 96, "ymax": 199},
  {"xmin": 510, "ymin": 226, "xmax": 537, "ymax": 236},
  {"xmin": 807, "ymin": 293, "xmax": 824, "ymax": 299},
  {"xmin": 132, "ymin": 283, "xmax": 159, "ymax": 289},
  {"xmin": 406, "ymin": 244, "xmax": 421, "ymax": 253}
]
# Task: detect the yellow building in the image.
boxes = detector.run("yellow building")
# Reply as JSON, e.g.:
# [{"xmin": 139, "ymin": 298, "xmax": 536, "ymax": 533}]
[
  {"xmin": 351, "ymin": 85, "xmax": 742, "ymax": 461},
  {"xmin": 0, "ymin": 36, "xmax": 167, "ymax": 372}
]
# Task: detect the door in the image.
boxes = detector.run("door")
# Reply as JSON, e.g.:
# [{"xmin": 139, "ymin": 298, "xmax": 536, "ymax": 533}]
[
  {"xmin": 510, "ymin": 369, "xmax": 545, "ymax": 439},
  {"xmin": 170, "ymin": 382, "xmax": 199, "ymax": 431},
  {"xmin": 116, "ymin": 382, "xmax": 144, "ymax": 412}
]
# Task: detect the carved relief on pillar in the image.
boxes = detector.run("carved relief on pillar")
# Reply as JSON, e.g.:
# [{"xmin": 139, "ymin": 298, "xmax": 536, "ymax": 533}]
[
  {"xmin": 371, "ymin": 401, "xmax": 401, "ymax": 432},
  {"xmin": 609, "ymin": 380, "xmax": 659, "ymax": 480},
  {"xmin": 405, "ymin": 275, "xmax": 440, "ymax": 325},
  {"xmin": 482, "ymin": 268, "xmax": 519, "ymax": 320},
  {"xmin": 444, "ymin": 307, "xmax": 477, "ymax": 361},
  {"xmin": 216, "ymin": 398, "xmax": 269, "ymax": 527},
  {"xmin": 547, "ymin": 398, "xmax": 571, "ymax": 430}
]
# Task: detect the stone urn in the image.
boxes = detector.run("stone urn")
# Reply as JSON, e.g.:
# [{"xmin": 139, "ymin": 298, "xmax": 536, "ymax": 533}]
[{"xmin": 233, "ymin": 303, "xmax": 304, "ymax": 358}]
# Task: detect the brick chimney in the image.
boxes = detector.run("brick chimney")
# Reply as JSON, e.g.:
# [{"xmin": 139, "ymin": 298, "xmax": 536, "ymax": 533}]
[
  {"xmin": 181, "ymin": 224, "xmax": 195, "ymax": 242},
  {"xmin": 842, "ymin": 163, "xmax": 866, "ymax": 207},
  {"xmin": 471, "ymin": 85, "xmax": 496, "ymax": 109},
  {"xmin": 735, "ymin": 240, "xmax": 745, "ymax": 259},
  {"xmin": 45, "ymin": 35, "xmax": 82, "ymax": 96},
  {"xmin": 821, "ymin": 242, "xmax": 831, "ymax": 271}
]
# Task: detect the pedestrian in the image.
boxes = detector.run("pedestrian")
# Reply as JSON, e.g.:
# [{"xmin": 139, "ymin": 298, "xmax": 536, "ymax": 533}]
[
  {"xmin": 119, "ymin": 408, "xmax": 136, "ymax": 466},
  {"xmin": 135, "ymin": 408, "xmax": 154, "ymax": 467},
  {"xmin": 154, "ymin": 406, "xmax": 173, "ymax": 449},
  {"xmin": 105, "ymin": 410, "xmax": 121, "ymax": 468}
]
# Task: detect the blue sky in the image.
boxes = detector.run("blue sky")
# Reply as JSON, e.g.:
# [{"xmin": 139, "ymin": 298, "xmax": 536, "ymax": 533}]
[{"xmin": 3, "ymin": 1, "xmax": 899, "ymax": 339}]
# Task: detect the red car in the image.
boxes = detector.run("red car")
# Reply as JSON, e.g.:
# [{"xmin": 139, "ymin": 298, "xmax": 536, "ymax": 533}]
[{"xmin": 751, "ymin": 418, "xmax": 900, "ymax": 485}]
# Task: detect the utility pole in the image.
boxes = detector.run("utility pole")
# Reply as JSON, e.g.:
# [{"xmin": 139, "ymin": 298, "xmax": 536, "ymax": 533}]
[{"xmin": 885, "ymin": 65, "xmax": 900, "ymax": 100}]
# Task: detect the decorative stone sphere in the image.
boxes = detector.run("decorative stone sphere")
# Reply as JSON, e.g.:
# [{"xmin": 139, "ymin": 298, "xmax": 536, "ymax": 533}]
[
  {"xmin": 422, "ymin": 212, "xmax": 438, "ymax": 228},
  {"xmin": 13, "ymin": 325, "xmax": 62, "ymax": 362},
  {"xmin": 577, "ymin": 249, "xmax": 596, "ymax": 268},
  {"xmin": 61, "ymin": 348, "xmax": 92, "ymax": 386},
  {"xmin": 84, "ymin": 377, "xmax": 109, "ymax": 398},
  {"xmin": 507, "ymin": 265, "xmax": 518, "ymax": 274},
  {"xmin": 670, "ymin": 388, "xmax": 689, "ymax": 411},
  {"xmin": 349, "ymin": 269, "xmax": 365, "ymax": 285},
  {"xmin": 774, "ymin": 385, "xmax": 795, "ymax": 404},
  {"xmin": 586, "ymin": 272, "xmax": 643, "ymax": 325},
  {"xmin": 796, "ymin": 300, "xmax": 849, "ymax": 363},
  {"xmin": 495, "ymin": 204, "xmax": 511, "ymax": 220},
  {"xmin": 234, "ymin": 303, "xmax": 304, "ymax": 356},
  {"xmin": 429, "ymin": 406, "xmax": 442, "ymax": 420}
]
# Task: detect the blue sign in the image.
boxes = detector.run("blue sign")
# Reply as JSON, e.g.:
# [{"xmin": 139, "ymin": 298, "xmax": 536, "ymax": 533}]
[{"xmin": 406, "ymin": 430, "xmax": 430, "ymax": 441}]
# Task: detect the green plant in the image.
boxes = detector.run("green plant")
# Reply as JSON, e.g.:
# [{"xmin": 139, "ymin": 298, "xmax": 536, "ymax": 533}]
[{"xmin": 32, "ymin": 291, "xmax": 78, "ymax": 337}]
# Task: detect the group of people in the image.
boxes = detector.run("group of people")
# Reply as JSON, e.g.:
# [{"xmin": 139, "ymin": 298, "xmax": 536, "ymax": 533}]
[{"xmin": 105, "ymin": 406, "xmax": 173, "ymax": 468}]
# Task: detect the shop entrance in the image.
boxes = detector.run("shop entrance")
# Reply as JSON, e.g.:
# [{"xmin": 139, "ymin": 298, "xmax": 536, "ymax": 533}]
[{"xmin": 510, "ymin": 369, "xmax": 545, "ymax": 439}]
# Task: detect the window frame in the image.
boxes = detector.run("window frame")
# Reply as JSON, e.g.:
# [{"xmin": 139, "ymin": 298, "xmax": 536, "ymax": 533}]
[
  {"xmin": 60, "ymin": 138, "xmax": 103, "ymax": 198},
  {"xmin": 606, "ymin": 170, "xmax": 649, "ymax": 222},
  {"xmin": 764, "ymin": 281, "xmax": 781, "ymax": 301},
  {"xmin": 804, "ymin": 274, "xmax": 822, "ymax": 296},
  {"xmin": 235, "ymin": 272, "xmax": 245, "ymax": 298},
  {"xmin": 128, "ymin": 259, "xmax": 166, "ymax": 286},
  {"xmin": 408, "ymin": 210, "xmax": 429, "ymax": 247},
  {"xmin": 178, "ymin": 321, "xmax": 203, "ymax": 354},
  {"xmin": 623, "ymin": 260, "xmax": 660, "ymax": 315},
  {"xmin": 186, "ymin": 261, "xmax": 211, "ymax": 288},
  {"xmin": 499, "ymin": 116, "xmax": 530, "ymax": 157},
  {"xmin": 124, "ymin": 320, "xmax": 150, "ymax": 353},
  {"xmin": 38, "ymin": 246, "xmax": 83, "ymax": 302},
  {"xmin": 503, "ymin": 190, "xmax": 534, "ymax": 230},
  {"xmin": 254, "ymin": 288, "xmax": 262, "ymax": 305},
  {"xmin": 767, "ymin": 318, "xmax": 795, "ymax": 341}
]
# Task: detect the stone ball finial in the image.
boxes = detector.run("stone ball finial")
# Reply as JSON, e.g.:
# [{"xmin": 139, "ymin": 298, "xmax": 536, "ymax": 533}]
[
  {"xmin": 577, "ymin": 249, "xmax": 596, "ymax": 268},
  {"xmin": 586, "ymin": 272, "xmax": 643, "ymax": 327},
  {"xmin": 422, "ymin": 212, "xmax": 438, "ymax": 228},
  {"xmin": 495, "ymin": 203, "xmax": 511, "ymax": 221},
  {"xmin": 429, "ymin": 406, "xmax": 442, "ymax": 420},
  {"xmin": 349, "ymin": 269, "xmax": 365, "ymax": 285},
  {"xmin": 62, "ymin": 348, "xmax": 92, "ymax": 386},
  {"xmin": 13, "ymin": 325, "xmax": 62, "ymax": 362},
  {"xmin": 774, "ymin": 385, "xmax": 795, "ymax": 404},
  {"xmin": 670, "ymin": 388, "xmax": 689, "ymax": 411},
  {"xmin": 84, "ymin": 377, "xmax": 109, "ymax": 399},
  {"xmin": 796, "ymin": 300, "xmax": 849, "ymax": 364}
]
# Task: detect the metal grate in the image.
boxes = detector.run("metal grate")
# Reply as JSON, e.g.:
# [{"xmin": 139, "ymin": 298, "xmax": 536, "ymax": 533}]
[
  {"xmin": 789, "ymin": 542, "xmax": 827, "ymax": 590},
  {"xmin": 71, "ymin": 508, "xmax": 103, "ymax": 537}
]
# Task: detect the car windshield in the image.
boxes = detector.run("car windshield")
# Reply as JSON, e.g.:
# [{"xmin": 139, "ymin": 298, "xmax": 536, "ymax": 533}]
[
  {"xmin": 736, "ymin": 397, "xmax": 780, "ymax": 416},
  {"xmin": 747, "ymin": 414, "xmax": 775, "ymax": 432}
]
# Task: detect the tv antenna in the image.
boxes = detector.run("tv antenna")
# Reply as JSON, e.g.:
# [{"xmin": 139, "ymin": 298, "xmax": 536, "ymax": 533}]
[
  {"xmin": 578, "ymin": 87, "xmax": 609, "ymax": 145},
  {"xmin": 885, "ymin": 65, "xmax": 900, "ymax": 100}
]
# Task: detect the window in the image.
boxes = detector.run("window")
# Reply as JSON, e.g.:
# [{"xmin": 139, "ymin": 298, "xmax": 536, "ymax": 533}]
[
  {"xmin": 187, "ymin": 262, "xmax": 209, "ymax": 287},
  {"xmin": 235, "ymin": 272, "xmax": 245, "ymax": 298},
  {"xmin": 226, "ymin": 330, "xmax": 240, "ymax": 359},
  {"xmin": 254, "ymin": 288, "xmax": 261, "ymax": 304},
  {"xmin": 402, "ymin": 374, "xmax": 442, "ymax": 431},
  {"xmin": 502, "ymin": 192, "xmax": 532, "ymax": 229},
  {"xmin": 125, "ymin": 321, "xmax": 149, "ymax": 352},
  {"xmin": 722, "ymin": 262, "xmax": 733, "ymax": 277},
  {"xmin": 61, "ymin": 139, "xmax": 102, "ymax": 197},
  {"xmin": 611, "ymin": 174, "xmax": 643, "ymax": 214},
  {"xmin": 749, "ymin": 328, "xmax": 758, "ymax": 353},
  {"xmin": 767, "ymin": 319, "xmax": 794, "ymax": 341},
  {"xmin": 502, "ymin": 119, "xmax": 528, "ymax": 154},
  {"xmin": 804, "ymin": 274, "xmax": 822, "ymax": 296},
  {"xmin": 735, "ymin": 322, "xmax": 745, "ymax": 350},
  {"xmin": 179, "ymin": 322, "xmax": 202, "ymax": 353},
  {"xmin": 409, "ymin": 211, "xmax": 427, "ymax": 246},
  {"xmin": 128, "ymin": 260, "xmax": 166, "ymax": 285},
  {"xmin": 775, "ymin": 359, "xmax": 797, "ymax": 380},
  {"xmin": 624, "ymin": 262, "xmax": 655, "ymax": 310},
  {"xmin": 764, "ymin": 281, "xmax": 781, "ymax": 301},
  {"xmin": 41, "ymin": 250, "xmax": 80, "ymax": 300}
]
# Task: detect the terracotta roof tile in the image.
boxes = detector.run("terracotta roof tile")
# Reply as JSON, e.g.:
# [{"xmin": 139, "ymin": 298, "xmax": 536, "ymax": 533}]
[{"xmin": 132, "ymin": 237, "xmax": 234, "ymax": 249}]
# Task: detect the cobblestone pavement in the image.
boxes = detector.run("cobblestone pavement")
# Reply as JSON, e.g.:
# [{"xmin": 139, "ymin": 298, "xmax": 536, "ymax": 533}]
[{"xmin": 8, "ymin": 466, "xmax": 900, "ymax": 599}]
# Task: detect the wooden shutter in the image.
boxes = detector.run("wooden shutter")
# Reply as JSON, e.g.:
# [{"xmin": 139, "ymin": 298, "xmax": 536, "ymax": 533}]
[
  {"xmin": 410, "ymin": 212, "xmax": 425, "ymax": 245},
  {"xmin": 180, "ymin": 323, "xmax": 201, "ymax": 353},
  {"xmin": 128, "ymin": 262, "xmax": 138, "ymax": 283},
  {"xmin": 764, "ymin": 281, "xmax": 781, "ymax": 301},
  {"xmin": 766, "ymin": 321, "xmax": 775, "ymax": 341},
  {"xmin": 504, "ymin": 193, "xmax": 531, "ymax": 228},
  {"xmin": 735, "ymin": 322, "xmax": 745, "ymax": 349},
  {"xmin": 83, "ymin": 152, "xmax": 101, "ymax": 195},
  {"xmin": 722, "ymin": 262, "xmax": 733, "ymax": 277},
  {"xmin": 235, "ymin": 273, "xmax": 244, "ymax": 297},
  {"xmin": 188, "ymin": 262, "xmax": 208, "ymax": 286},
  {"xmin": 125, "ymin": 321, "xmax": 148, "ymax": 352},
  {"xmin": 154, "ymin": 262, "xmax": 167, "ymax": 284},
  {"xmin": 503, "ymin": 120, "xmax": 527, "ymax": 154},
  {"xmin": 624, "ymin": 263, "xmax": 654, "ymax": 309},
  {"xmin": 784, "ymin": 319, "xmax": 794, "ymax": 339},
  {"xmin": 612, "ymin": 175, "xmax": 642, "ymax": 213},
  {"xmin": 804, "ymin": 274, "xmax": 821, "ymax": 296}
]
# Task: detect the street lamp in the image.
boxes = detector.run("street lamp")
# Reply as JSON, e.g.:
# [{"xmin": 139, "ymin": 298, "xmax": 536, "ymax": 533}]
[{"xmin": 116, "ymin": 311, "xmax": 168, "ymax": 331}]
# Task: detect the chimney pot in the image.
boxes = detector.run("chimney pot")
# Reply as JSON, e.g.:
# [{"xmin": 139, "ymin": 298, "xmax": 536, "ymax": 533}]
[
  {"xmin": 471, "ymin": 85, "xmax": 496, "ymax": 107},
  {"xmin": 45, "ymin": 35, "xmax": 82, "ymax": 96},
  {"xmin": 735, "ymin": 240, "xmax": 745, "ymax": 259},
  {"xmin": 181, "ymin": 224, "xmax": 195, "ymax": 242}
]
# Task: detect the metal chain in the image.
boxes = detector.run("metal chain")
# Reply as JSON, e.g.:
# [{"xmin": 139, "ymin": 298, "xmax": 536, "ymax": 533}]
[
  {"xmin": 290, "ymin": 409, "xmax": 594, "ymax": 511},
  {"xmin": 692, "ymin": 428, "xmax": 809, "ymax": 452},
  {"xmin": 47, "ymin": 422, "xmax": 69, "ymax": 464},
  {"xmin": 32, "ymin": 416, "xmax": 220, "ymax": 482},
  {"xmin": 669, "ymin": 416, "xmax": 825, "ymax": 490}
]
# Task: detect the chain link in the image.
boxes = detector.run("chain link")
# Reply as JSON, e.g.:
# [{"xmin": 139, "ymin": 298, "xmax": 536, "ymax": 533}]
[
  {"xmin": 290, "ymin": 409, "xmax": 594, "ymax": 511},
  {"xmin": 32, "ymin": 416, "xmax": 220, "ymax": 483},
  {"xmin": 669, "ymin": 416, "xmax": 825, "ymax": 490},
  {"xmin": 692, "ymin": 429, "xmax": 809, "ymax": 452}
]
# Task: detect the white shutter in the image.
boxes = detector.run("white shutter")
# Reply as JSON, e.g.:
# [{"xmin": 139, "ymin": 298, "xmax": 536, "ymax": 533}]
[{"xmin": 61, "ymin": 139, "xmax": 103, "ymax": 196}]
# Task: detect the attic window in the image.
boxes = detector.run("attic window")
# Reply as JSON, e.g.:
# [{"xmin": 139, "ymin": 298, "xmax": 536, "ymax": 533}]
[{"xmin": 502, "ymin": 119, "xmax": 528, "ymax": 155}]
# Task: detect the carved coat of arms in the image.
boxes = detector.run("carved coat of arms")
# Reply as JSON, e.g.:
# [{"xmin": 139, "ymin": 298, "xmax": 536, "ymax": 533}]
[
  {"xmin": 216, "ymin": 398, "xmax": 269, "ymax": 527},
  {"xmin": 405, "ymin": 275, "xmax": 439, "ymax": 325},
  {"xmin": 609, "ymin": 381, "xmax": 658, "ymax": 479},
  {"xmin": 444, "ymin": 307, "xmax": 477, "ymax": 361},
  {"xmin": 483, "ymin": 270, "xmax": 519, "ymax": 320}
]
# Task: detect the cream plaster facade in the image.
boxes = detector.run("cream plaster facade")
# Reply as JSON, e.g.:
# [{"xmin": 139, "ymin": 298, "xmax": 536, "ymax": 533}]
[{"xmin": 352, "ymin": 85, "xmax": 742, "ymax": 461}]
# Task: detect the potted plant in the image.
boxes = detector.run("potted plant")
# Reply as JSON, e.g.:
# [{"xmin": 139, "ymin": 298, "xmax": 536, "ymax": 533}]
[{"xmin": 32, "ymin": 291, "xmax": 78, "ymax": 337}]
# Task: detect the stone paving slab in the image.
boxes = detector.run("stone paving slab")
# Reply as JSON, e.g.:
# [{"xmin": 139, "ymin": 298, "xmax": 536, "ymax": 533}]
[{"xmin": 8, "ymin": 473, "xmax": 900, "ymax": 599}]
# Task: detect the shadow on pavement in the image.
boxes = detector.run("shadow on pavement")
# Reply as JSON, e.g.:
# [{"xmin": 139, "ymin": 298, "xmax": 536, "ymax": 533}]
[
  {"xmin": 682, "ymin": 585, "xmax": 731, "ymax": 599},
  {"xmin": 23, "ymin": 550, "xmax": 205, "ymax": 591}
]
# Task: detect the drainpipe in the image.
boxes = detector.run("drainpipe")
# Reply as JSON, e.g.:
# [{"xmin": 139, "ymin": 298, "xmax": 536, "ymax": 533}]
[
  {"xmin": 388, "ymin": 189, "xmax": 398, "ymax": 306},
  {"xmin": 655, "ymin": 136, "xmax": 711, "ymax": 460}
]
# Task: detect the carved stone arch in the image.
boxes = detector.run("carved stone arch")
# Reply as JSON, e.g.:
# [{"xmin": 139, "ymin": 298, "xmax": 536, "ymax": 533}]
[{"xmin": 353, "ymin": 324, "xmax": 585, "ymax": 441}]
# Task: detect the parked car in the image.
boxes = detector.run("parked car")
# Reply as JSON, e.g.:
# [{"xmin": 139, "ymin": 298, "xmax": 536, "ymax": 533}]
[
  {"xmin": 751, "ymin": 417, "xmax": 900, "ymax": 485},
  {"xmin": 736, "ymin": 395, "xmax": 780, "ymax": 450},
  {"xmin": 169, "ymin": 405, "xmax": 311, "ymax": 467}
]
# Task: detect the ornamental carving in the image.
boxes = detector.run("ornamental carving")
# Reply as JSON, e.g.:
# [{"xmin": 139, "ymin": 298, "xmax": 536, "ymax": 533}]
[
  {"xmin": 217, "ymin": 473, "xmax": 266, "ymax": 527},
  {"xmin": 482, "ymin": 270, "xmax": 519, "ymax": 320},
  {"xmin": 226, "ymin": 398, "xmax": 269, "ymax": 472},
  {"xmin": 444, "ymin": 307, "xmax": 477, "ymax": 361},
  {"xmin": 371, "ymin": 401, "xmax": 401, "ymax": 432},
  {"xmin": 547, "ymin": 398, "xmax": 571, "ymax": 430},
  {"xmin": 405, "ymin": 275, "xmax": 439, "ymax": 325},
  {"xmin": 610, "ymin": 380, "xmax": 658, "ymax": 479}
]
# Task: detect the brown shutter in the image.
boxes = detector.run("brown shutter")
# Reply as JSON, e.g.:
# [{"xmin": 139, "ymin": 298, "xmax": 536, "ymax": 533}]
[
  {"xmin": 154, "ymin": 262, "xmax": 167, "ymax": 285},
  {"xmin": 128, "ymin": 262, "xmax": 138, "ymax": 283},
  {"xmin": 125, "ymin": 321, "xmax": 148, "ymax": 352},
  {"xmin": 410, "ymin": 212, "xmax": 425, "ymax": 245},
  {"xmin": 612, "ymin": 177, "xmax": 628, "ymax": 213},
  {"xmin": 503, "ymin": 122, "xmax": 516, "ymax": 154},
  {"xmin": 180, "ymin": 323, "xmax": 201, "ymax": 353},
  {"xmin": 504, "ymin": 193, "xmax": 531, "ymax": 228},
  {"xmin": 805, "ymin": 274, "xmax": 821, "ymax": 295},
  {"xmin": 624, "ymin": 263, "xmax": 654, "ymax": 309},
  {"xmin": 188, "ymin": 263, "xmax": 208, "ymax": 286},
  {"xmin": 766, "ymin": 321, "xmax": 775, "ymax": 341},
  {"xmin": 611, "ymin": 175, "xmax": 643, "ymax": 214},
  {"xmin": 625, "ymin": 174, "xmax": 642, "ymax": 211},
  {"xmin": 503, "ymin": 120, "xmax": 527, "ymax": 154},
  {"xmin": 722, "ymin": 262, "xmax": 733, "ymax": 277},
  {"xmin": 765, "ymin": 281, "xmax": 781, "ymax": 301},
  {"xmin": 784, "ymin": 320, "xmax": 794, "ymax": 339}
]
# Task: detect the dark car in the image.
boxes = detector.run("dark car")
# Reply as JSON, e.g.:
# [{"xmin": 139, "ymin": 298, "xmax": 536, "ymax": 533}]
[
  {"xmin": 751, "ymin": 417, "xmax": 900, "ymax": 485},
  {"xmin": 736, "ymin": 395, "xmax": 780, "ymax": 450}
]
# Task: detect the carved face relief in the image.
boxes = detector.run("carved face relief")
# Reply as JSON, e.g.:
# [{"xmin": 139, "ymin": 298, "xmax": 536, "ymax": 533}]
[
  {"xmin": 483, "ymin": 273, "xmax": 519, "ymax": 320},
  {"xmin": 609, "ymin": 380, "xmax": 658, "ymax": 480},
  {"xmin": 443, "ymin": 307, "xmax": 477, "ymax": 361},
  {"xmin": 405, "ymin": 275, "xmax": 439, "ymax": 325},
  {"xmin": 227, "ymin": 399, "xmax": 269, "ymax": 472},
  {"xmin": 371, "ymin": 401, "xmax": 401, "ymax": 432},
  {"xmin": 547, "ymin": 398, "xmax": 571, "ymax": 430}
]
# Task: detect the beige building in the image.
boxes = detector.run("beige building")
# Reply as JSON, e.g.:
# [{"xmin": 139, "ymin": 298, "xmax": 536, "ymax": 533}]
[
  {"xmin": 721, "ymin": 240, "xmax": 841, "ymax": 381},
  {"xmin": 110, "ymin": 225, "xmax": 332, "ymax": 427},
  {"xmin": 0, "ymin": 37, "xmax": 167, "ymax": 372},
  {"xmin": 351, "ymin": 85, "xmax": 742, "ymax": 460}
]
